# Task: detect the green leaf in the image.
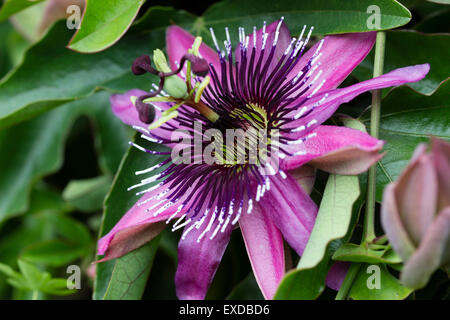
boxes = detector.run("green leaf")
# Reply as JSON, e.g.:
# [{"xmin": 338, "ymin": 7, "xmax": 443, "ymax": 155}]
[
  {"xmin": 0, "ymin": 259, "xmax": 75, "ymax": 296},
  {"xmin": 20, "ymin": 213, "xmax": 92, "ymax": 267},
  {"xmin": 94, "ymin": 135, "xmax": 169, "ymax": 300},
  {"xmin": 349, "ymin": 264, "xmax": 413, "ymax": 299},
  {"xmin": 361, "ymin": 79, "xmax": 450, "ymax": 201},
  {"xmin": 353, "ymin": 31, "xmax": 450, "ymax": 95},
  {"xmin": 226, "ymin": 273, "xmax": 264, "ymax": 300},
  {"xmin": 201, "ymin": 0, "xmax": 411, "ymax": 39},
  {"xmin": 101, "ymin": 237, "xmax": 160, "ymax": 300},
  {"xmin": 68, "ymin": 0, "xmax": 146, "ymax": 53},
  {"xmin": 0, "ymin": 0, "xmax": 44, "ymax": 22},
  {"xmin": 62, "ymin": 176, "xmax": 112, "ymax": 212},
  {"xmin": 426, "ymin": 0, "xmax": 450, "ymax": 4},
  {"xmin": 274, "ymin": 257, "xmax": 330, "ymax": 300},
  {"xmin": 333, "ymin": 243, "xmax": 402, "ymax": 264},
  {"xmin": 298, "ymin": 175, "xmax": 360, "ymax": 270},
  {"xmin": 0, "ymin": 92, "xmax": 129, "ymax": 222},
  {"xmin": 0, "ymin": 8, "xmax": 193, "ymax": 128}
]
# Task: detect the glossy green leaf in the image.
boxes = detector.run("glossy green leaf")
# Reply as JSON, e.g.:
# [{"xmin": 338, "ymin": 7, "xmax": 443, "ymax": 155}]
[
  {"xmin": 349, "ymin": 264, "xmax": 413, "ymax": 300},
  {"xmin": 62, "ymin": 176, "xmax": 112, "ymax": 212},
  {"xmin": 333, "ymin": 243, "xmax": 402, "ymax": 264},
  {"xmin": 361, "ymin": 79, "xmax": 450, "ymax": 201},
  {"xmin": 0, "ymin": 0, "xmax": 44, "ymax": 22},
  {"xmin": 201, "ymin": 0, "xmax": 411, "ymax": 41},
  {"xmin": 353, "ymin": 31, "xmax": 450, "ymax": 95},
  {"xmin": 0, "ymin": 92, "xmax": 129, "ymax": 222},
  {"xmin": 274, "ymin": 257, "xmax": 329, "ymax": 300},
  {"xmin": 68, "ymin": 0, "xmax": 145, "ymax": 53},
  {"xmin": 101, "ymin": 237, "xmax": 160, "ymax": 300},
  {"xmin": 426, "ymin": 0, "xmax": 450, "ymax": 4},
  {"xmin": 94, "ymin": 135, "xmax": 169, "ymax": 300}
]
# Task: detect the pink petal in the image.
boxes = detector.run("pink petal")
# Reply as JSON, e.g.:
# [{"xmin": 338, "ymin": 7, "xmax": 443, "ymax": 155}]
[
  {"xmin": 432, "ymin": 138, "xmax": 450, "ymax": 210},
  {"xmin": 395, "ymin": 151, "xmax": 437, "ymax": 244},
  {"xmin": 325, "ymin": 261, "xmax": 350, "ymax": 291},
  {"xmin": 175, "ymin": 218, "xmax": 232, "ymax": 300},
  {"xmin": 282, "ymin": 125, "xmax": 384, "ymax": 174},
  {"xmin": 381, "ymin": 183, "xmax": 417, "ymax": 261},
  {"xmin": 287, "ymin": 32, "xmax": 376, "ymax": 97},
  {"xmin": 284, "ymin": 64, "xmax": 430, "ymax": 138},
  {"xmin": 110, "ymin": 89, "xmax": 180, "ymax": 142},
  {"xmin": 97, "ymin": 183, "xmax": 190, "ymax": 259},
  {"xmin": 236, "ymin": 20, "xmax": 291, "ymax": 73},
  {"xmin": 258, "ymin": 174, "xmax": 318, "ymax": 256},
  {"xmin": 401, "ymin": 207, "xmax": 450, "ymax": 289},
  {"xmin": 166, "ymin": 26, "xmax": 221, "ymax": 74},
  {"xmin": 289, "ymin": 165, "xmax": 316, "ymax": 195},
  {"xmin": 239, "ymin": 204, "xmax": 285, "ymax": 300},
  {"xmin": 110, "ymin": 89, "xmax": 148, "ymax": 128}
]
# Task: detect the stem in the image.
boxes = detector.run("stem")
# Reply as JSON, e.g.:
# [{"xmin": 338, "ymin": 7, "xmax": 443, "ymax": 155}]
[
  {"xmin": 363, "ymin": 32, "xmax": 386, "ymax": 243},
  {"xmin": 32, "ymin": 290, "xmax": 39, "ymax": 300},
  {"xmin": 335, "ymin": 263, "xmax": 361, "ymax": 300}
]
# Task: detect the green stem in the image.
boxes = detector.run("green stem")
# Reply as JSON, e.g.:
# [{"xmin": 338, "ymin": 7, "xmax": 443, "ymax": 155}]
[
  {"xmin": 363, "ymin": 32, "xmax": 386, "ymax": 243},
  {"xmin": 32, "ymin": 290, "xmax": 39, "ymax": 300},
  {"xmin": 335, "ymin": 263, "xmax": 361, "ymax": 300}
]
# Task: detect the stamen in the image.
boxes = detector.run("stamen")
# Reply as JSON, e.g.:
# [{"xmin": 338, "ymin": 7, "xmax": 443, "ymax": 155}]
[
  {"xmin": 273, "ymin": 16, "xmax": 285, "ymax": 46},
  {"xmin": 209, "ymin": 27, "xmax": 221, "ymax": 53}
]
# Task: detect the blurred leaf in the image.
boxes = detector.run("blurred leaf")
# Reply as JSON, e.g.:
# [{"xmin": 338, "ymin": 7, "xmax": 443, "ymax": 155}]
[
  {"xmin": 94, "ymin": 135, "xmax": 169, "ymax": 299},
  {"xmin": 333, "ymin": 243, "xmax": 402, "ymax": 264},
  {"xmin": 9, "ymin": 0, "xmax": 46, "ymax": 42},
  {"xmin": 0, "ymin": 7, "xmax": 193, "ymax": 129},
  {"xmin": 62, "ymin": 176, "xmax": 112, "ymax": 212},
  {"xmin": 0, "ymin": 92, "xmax": 129, "ymax": 222},
  {"xmin": 361, "ymin": 79, "xmax": 450, "ymax": 201},
  {"xmin": 414, "ymin": 8, "xmax": 450, "ymax": 33},
  {"xmin": 202, "ymin": 0, "xmax": 411, "ymax": 40},
  {"xmin": 21, "ymin": 214, "xmax": 92, "ymax": 267},
  {"xmin": 353, "ymin": 31, "xmax": 450, "ymax": 95},
  {"xmin": 0, "ymin": 259, "xmax": 75, "ymax": 296},
  {"xmin": 426, "ymin": 0, "xmax": 450, "ymax": 4},
  {"xmin": 69, "ymin": 0, "xmax": 145, "ymax": 53},
  {"xmin": 226, "ymin": 273, "xmax": 263, "ymax": 300},
  {"xmin": 349, "ymin": 264, "xmax": 413, "ymax": 300},
  {"xmin": 0, "ymin": 0, "xmax": 44, "ymax": 21}
]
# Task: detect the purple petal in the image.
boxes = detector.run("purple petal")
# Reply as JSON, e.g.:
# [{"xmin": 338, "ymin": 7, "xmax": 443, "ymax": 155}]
[
  {"xmin": 287, "ymin": 32, "xmax": 376, "ymax": 97},
  {"xmin": 258, "ymin": 174, "xmax": 318, "ymax": 256},
  {"xmin": 110, "ymin": 89, "xmax": 180, "ymax": 142},
  {"xmin": 239, "ymin": 204, "xmax": 285, "ymax": 299},
  {"xmin": 166, "ymin": 26, "xmax": 221, "ymax": 75},
  {"xmin": 97, "ymin": 183, "xmax": 189, "ymax": 260},
  {"xmin": 401, "ymin": 207, "xmax": 450, "ymax": 289},
  {"xmin": 381, "ymin": 183, "xmax": 417, "ymax": 261},
  {"xmin": 175, "ymin": 219, "xmax": 232, "ymax": 300},
  {"xmin": 282, "ymin": 125, "xmax": 384, "ymax": 174},
  {"xmin": 236, "ymin": 20, "xmax": 291, "ymax": 74},
  {"xmin": 110, "ymin": 89, "xmax": 148, "ymax": 127},
  {"xmin": 432, "ymin": 138, "xmax": 450, "ymax": 210},
  {"xmin": 288, "ymin": 165, "xmax": 316, "ymax": 195},
  {"xmin": 325, "ymin": 262, "xmax": 350, "ymax": 291},
  {"xmin": 284, "ymin": 64, "xmax": 430, "ymax": 138},
  {"xmin": 395, "ymin": 151, "xmax": 437, "ymax": 245}
]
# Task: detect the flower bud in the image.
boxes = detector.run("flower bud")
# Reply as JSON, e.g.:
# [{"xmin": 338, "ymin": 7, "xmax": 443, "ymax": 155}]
[{"xmin": 381, "ymin": 138, "xmax": 450, "ymax": 289}]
